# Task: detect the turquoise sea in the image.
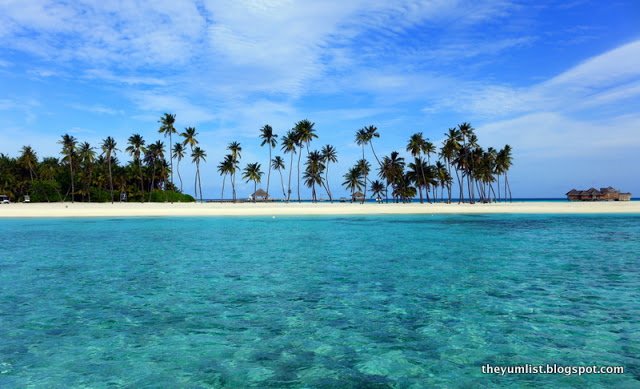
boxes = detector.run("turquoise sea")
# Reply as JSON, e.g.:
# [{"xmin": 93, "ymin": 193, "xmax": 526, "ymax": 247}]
[{"xmin": 1, "ymin": 214, "xmax": 639, "ymax": 388}]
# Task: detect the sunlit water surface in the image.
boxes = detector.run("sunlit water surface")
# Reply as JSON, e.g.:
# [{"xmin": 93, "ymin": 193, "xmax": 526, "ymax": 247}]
[{"xmin": 1, "ymin": 214, "xmax": 639, "ymax": 388}]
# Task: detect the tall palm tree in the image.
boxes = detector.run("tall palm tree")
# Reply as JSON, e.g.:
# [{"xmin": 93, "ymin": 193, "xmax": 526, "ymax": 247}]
[
  {"xmin": 242, "ymin": 162, "xmax": 263, "ymax": 202},
  {"xmin": 101, "ymin": 136, "xmax": 118, "ymax": 203},
  {"xmin": 18, "ymin": 146, "xmax": 38, "ymax": 184},
  {"xmin": 191, "ymin": 146, "xmax": 206, "ymax": 202},
  {"xmin": 458, "ymin": 122, "xmax": 475, "ymax": 203},
  {"xmin": 321, "ymin": 144, "xmax": 337, "ymax": 202},
  {"xmin": 78, "ymin": 142, "xmax": 96, "ymax": 202},
  {"xmin": 497, "ymin": 145, "xmax": 513, "ymax": 202},
  {"xmin": 58, "ymin": 134, "xmax": 77, "ymax": 202},
  {"xmin": 126, "ymin": 133, "xmax": 147, "ymax": 198},
  {"xmin": 379, "ymin": 151, "xmax": 405, "ymax": 203},
  {"xmin": 145, "ymin": 140, "xmax": 165, "ymax": 201},
  {"xmin": 158, "ymin": 113, "xmax": 177, "ymax": 187},
  {"xmin": 362, "ymin": 125, "xmax": 382, "ymax": 166},
  {"xmin": 259, "ymin": 124, "xmax": 277, "ymax": 199},
  {"xmin": 304, "ymin": 150, "xmax": 325, "ymax": 202},
  {"xmin": 180, "ymin": 127, "xmax": 199, "ymax": 197},
  {"xmin": 227, "ymin": 141, "xmax": 242, "ymax": 201},
  {"xmin": 294, "ymin": 119, "xmax": 317, "ymax": 201},
  {"xmin": 217, "ymin": 154, "xmax": 234, "ymax": 200},
  {"xmin": 440, "ymin": 128, "xmax": 462, "ymax": 203},
  {"xmin": 355, "ymin": 158, "xmax": 370, "ymax": 204},
  {"xmin": 172, "ymin": 143, "xmax": 185, "ymax": 193},
  {"xmin": 272, "ymin": 156, "xmax": 286, "ymax": 199},
  {"xmin": 370, "ymin": 180, "xmax": 385, "ymax": 201},
  {"xmin": 406, "ymin": 132, "xmax": 427, "ymax": 203},
  {"xmin": 280, "ymin": 130, "xmax": 297, "ymax": 202},
  {"xmin": 342, "ymin": 166, "xmax": 363, "ymax": 201}
]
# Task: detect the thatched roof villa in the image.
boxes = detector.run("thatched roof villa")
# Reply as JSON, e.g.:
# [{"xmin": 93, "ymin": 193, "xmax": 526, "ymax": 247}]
[{"xmin": 566, "ymin": 187, "xmax": 631, "ymax": 201}]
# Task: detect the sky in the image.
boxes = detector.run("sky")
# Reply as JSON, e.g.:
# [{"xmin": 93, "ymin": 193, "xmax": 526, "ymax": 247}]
[{"xmin": 1, "ymin": 0, "xmax": 639, "ymax": 199}]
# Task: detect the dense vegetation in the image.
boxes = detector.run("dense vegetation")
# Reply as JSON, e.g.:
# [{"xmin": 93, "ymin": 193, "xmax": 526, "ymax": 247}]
[{"xmin": 0, "ymin": 114, "xmax": 512, "ymax": 203}]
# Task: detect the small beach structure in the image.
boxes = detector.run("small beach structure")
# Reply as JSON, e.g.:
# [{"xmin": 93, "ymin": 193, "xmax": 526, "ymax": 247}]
[
  {"xmin": 566, "ymin": 187, "xmax": 631, "ymax": 201},
  {"xmin": 352, "ymin": 191, "xmax": 365, "ymax": 202},
  {"xmin": 251, "ymin": 188, "xmax": 269, "ymax": 201}
]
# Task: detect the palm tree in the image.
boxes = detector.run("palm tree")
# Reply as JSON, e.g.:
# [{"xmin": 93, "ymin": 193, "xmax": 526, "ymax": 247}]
[
  {"xmin": 294, "ymin": 119, "xmax": 317, "ymax": 201},
  {"xmin": 379, "ymin": 151, "xmax": 405, "ymax": 203},
  {"xmin": 191, "ymin": 146, "xmax": 206, "ymax": 202},
  {"xmin": 362, "ymin": 125, "xmax": 382, "ymax": 166},
  {"xmin": 78, "ymin": 142, "xmax": 96, "ymax": 202},
  {"xmin": 440, "ymin": 128, "xmax": 462, "ymax": 203},
  {"xmin": 370, "ymin": 180, "xmax": 385, "ymax": 201},
  {"xmin": 406, "ymin": 133, "xmax": 427, "ymax": 203},
  {"xmin": 101, "ymin": 136, "xmax": 118, "ymax": 203},
  {"xmin": 355, "ymin": 159, "xmax": 370, "ymax": 204},
  {"xmin": 227, "ymin": 141, "xmax": 242, "ymax": 201},
  {"xmin": 259, "ymin": 124, "xmax": 277, "ymax": 199},
  {"xmin": 242, "ymin": 162, "xmax": 263, "ymax": 202},
  {"xmin": 342, "ymin": 166, "xmax": 363, "ymax": 201},
  {"xmin": 217, "ymin": 154, "xmax": 234, "ymax": 200},
  {"xmin": 304, "ymin": 150, "xmax": 325, "ymax": 202},
  {"xmin": 126, "ymin": 133, "xmax": 147, "ymax": 198},
  {"xmin": 145, "ymin": 140, "xmax": 165, "ymax": 201},
  {"xmin": 272, "ymin": 156, "xmax": 286, "ymax": 199},
  {"xmin": 180, "ymin": 127, "xmax": 199, "ymax": 197},
  {"xmin": 58, "ymin": 134, "xmax": 77, "ymax": 202},
  {"xmin": 18, "ymin": 146, "xmax": 38, "ymax": 184},
  {"xmin": 321, "ymin": 144, "xmax": 337, "ymax": 202},
  {"xmin": 172, "ymin": 143, "xmax": 185, "ymax": 192},
  {"xmin": 458, "ymin": 122, "xmax": 475, "ymax": 203},
  {"xmin": 280, "ymin": 130, "xmax": 297, "ymax": 202},
  {"xmin": 158, "ymin": 113, "xmax": 177, "ymax": 186},
  {"xmin": 496, "ymin": 145, "xmax": 513, "ymax": 202}
]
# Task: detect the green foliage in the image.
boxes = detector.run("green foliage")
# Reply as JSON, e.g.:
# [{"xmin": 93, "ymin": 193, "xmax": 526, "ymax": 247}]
[
  {"xmin": 148, "ymin": 190, "xmax": 195, "ymax": 202},
  {"xmin": 30, "ymin": 180, "xmax": 62, "ymax": 202}
]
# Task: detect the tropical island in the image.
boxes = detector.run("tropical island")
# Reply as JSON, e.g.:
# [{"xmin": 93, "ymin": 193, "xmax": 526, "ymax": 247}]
[{"xmin": 0, "ymin": 114, "xmax": 514, "ymax": 206}]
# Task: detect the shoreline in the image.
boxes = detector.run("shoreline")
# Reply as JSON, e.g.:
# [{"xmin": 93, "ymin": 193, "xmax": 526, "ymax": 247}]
[{"xmin": 1, "ymin": 201, "xmax": 639, "ymax": 218}]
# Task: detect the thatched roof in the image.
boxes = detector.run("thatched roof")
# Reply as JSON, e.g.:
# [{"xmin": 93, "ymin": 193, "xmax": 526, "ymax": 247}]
[
  {"xmin": 352, "ymin": 191, "xmax": 365, "ymax": 198},
  {"xmin": 566, "ymin": 189, "xmax": 579, "ymax": 195},
  {"xmin": 252, "ymin": 188, "xmax": 268, "ymax": 198}
]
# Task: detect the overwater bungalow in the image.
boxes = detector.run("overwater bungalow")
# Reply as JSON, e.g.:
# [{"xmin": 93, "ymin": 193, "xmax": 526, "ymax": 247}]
[{"xmin": 566, "ymin": 187, "xmax": 631, "ymax": 201}]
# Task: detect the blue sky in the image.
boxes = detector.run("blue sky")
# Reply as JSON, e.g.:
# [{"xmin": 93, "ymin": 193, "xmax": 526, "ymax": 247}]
[{"xmin": 1, "ymin": 0, "xmax": 638, "ymax": 199}]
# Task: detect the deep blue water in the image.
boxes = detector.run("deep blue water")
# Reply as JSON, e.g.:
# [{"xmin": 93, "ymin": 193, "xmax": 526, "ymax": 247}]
[{"xmin": 1, "ymin": 214, "xmax": 639, "ymax": 388}]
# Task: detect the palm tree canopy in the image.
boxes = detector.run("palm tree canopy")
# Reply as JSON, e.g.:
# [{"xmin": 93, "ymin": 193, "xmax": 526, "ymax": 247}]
[
  {"xmin": 321, "ymin": 144, "xmax": 337, "ymax": 163},
  {"xmin": 172, "ymin": 142, "xmax": 185, "ymax": 161},
  {"xmin": 158, "ymin": 113, "xmax": 177, "ymax": 136},
  {"xmin": 101, "ymin": 136, "xmax": 118, "ymax": 158},
  {"xmin": 259, "ymin": 124, "xmax": 278, "ymax": 148},
  {"xmin": 406, "ymin": 132, "xmax": 426, "ymax": 157},
  {"xmin": 243, "ymin": 162, "xmax": 263, "ymax": 183},
  {"xmin": 272, "ymin": 155, "xmax": 285, "ymax": 170},
  {"xmin": 181, "ymin": 127, "xmax": 199, "ymax": 149},
  {"xmin": 294, "ymin": 119, "xmax": 317, "ymax": 146},
  {"xmin": 191, "ymin": 147, "xmax": 207, "ymax": 163},
  {"xmin": 281, "ymin": 131, "xmax": 297, "ymax": 154},
  {"xmin": 227, "ymin": 141, "xmax": 242, "ymax": 160},
  {"xmin": 126, "ymin": 134, "xmax": 146, "ymax": 160}
]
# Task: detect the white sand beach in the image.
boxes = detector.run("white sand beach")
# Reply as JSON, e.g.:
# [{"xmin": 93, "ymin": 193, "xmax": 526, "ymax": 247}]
[{"xmin": 0, "ymin": 201, "xmax": 638, "ymax": 218}]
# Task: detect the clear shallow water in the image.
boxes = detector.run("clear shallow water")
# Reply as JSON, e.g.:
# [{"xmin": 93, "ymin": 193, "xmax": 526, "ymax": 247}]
[{"xmin": 0, "ymin": 214, "xmax": 639, "ymax": 388}]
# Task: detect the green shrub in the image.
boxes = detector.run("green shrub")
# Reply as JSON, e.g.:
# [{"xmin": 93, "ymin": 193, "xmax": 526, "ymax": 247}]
[
  {"xmin": 30, "ymin": 180, "xmax": 62, "ymax": 202},
  {"xmin": 148, "ymin": 190, "xmax": 195, "ymax": 202}
]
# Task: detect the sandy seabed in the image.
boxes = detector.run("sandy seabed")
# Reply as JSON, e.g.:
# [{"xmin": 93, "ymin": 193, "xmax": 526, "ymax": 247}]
[{"xmin": 0, "ymin": 201, "xmax": 638, "ymax": 218}]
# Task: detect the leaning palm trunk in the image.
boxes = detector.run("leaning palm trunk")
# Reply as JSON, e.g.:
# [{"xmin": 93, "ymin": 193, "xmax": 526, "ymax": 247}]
[
  {"xmin": 69, "ymin": 161, "xmax": 75, "ymax": 203},
  {"xmin": 176, "ymin": 160, "xmax": 183, "ymax": 192},
  {"xmin": 324, "ymin": 164, "xmax": 332, "ymax": 202},
  {"xmin": 279, "ymin": 170, "xmax": 286, "ymax": 199},
  {"xmin": 266, "ymin": 148, "xmax": 272, "ymax": 199},
  {"xmin": 148, "ymin": 164, "xmax": 156, "ymax": 202},
  {"xmin": 287, "ymin": 154, "xmax": 294, "ymax": 202},
  {"xmin": 221, "ymin": 174, "xmax": 226, "ymax": 200},
  {"xmin": 297, "ymin": 149, "xmax": 302, "ymax": 202}
]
